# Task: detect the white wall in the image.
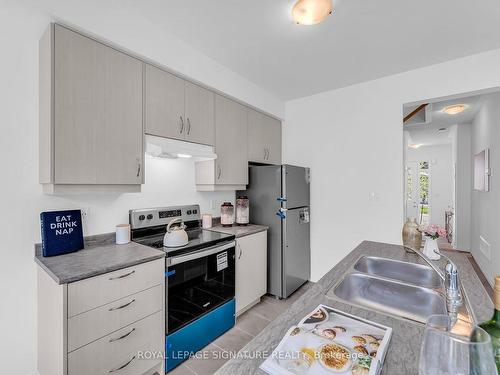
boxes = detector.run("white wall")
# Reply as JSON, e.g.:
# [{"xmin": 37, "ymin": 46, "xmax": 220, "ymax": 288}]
[
  {"xmin": 470, "ymin": 92, "xmax": 500, "ymax": 285},
  {"xmin": 284, "ymin": 47, "xmax": 500, "ymax": 282},
  {"xmin": 406, "ymin": 145, "xmax": 454, "ymax": 227},
  {"xmin": 0, "ymin": 3, "xmax": 284, "ymax": 375}
]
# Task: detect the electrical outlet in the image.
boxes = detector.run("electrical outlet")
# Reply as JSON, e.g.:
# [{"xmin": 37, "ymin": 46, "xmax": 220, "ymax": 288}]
[
  {"xmin": 81, "ymin": 207, "xmax": 90, "ymax": 225},
  {"xmin": 479, "ymin": 236, "xmax": 491, "ymax": 260}
]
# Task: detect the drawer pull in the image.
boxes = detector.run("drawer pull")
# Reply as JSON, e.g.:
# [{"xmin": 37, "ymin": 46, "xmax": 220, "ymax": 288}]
[
  {"xmin": 108, "ymin": 270, "xmax": 135, "ymax": 280},
  {"xmin": 108, "ymin": 299, "xmax": 136, "ymax": 312},
  {"xmin": 109, "ymin": 355, "xmax": 136, "ymax": 373},
  {"xmin": 109, "ymin": 328, "xmax": 136, "ymax": 343}
]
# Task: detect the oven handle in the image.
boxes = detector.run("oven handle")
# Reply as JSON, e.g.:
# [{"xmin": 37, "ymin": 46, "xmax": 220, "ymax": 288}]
[{"xmin": 167, "ymin": 241, "xmax": 235, "ymax": 266}]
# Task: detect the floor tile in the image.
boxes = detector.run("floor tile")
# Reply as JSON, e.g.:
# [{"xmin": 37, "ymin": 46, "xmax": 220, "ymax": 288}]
[
  {"xmin": 168, "ymin": 364, "xmax": 196, "ymax": 375},
  {"xmin": 236, "ymin": 311, "xmax": 271, "ymax": 336},
  {"xmin": 212, "ymin": 326, "xmax": 254, "ymax": 352},
  {"xmin": 182, "ymin": 344, "xmax": 228, "ymax": 375},
  {"xmin": 247, "ymin": 299, "xmax": 287, "ymax": 321}
]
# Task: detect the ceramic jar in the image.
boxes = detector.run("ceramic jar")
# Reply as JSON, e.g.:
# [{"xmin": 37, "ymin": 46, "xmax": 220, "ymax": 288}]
[
  {"xmin": 220, "ymin": 202, "xmax": 235, "ymax": 227},
  {"xmin": 402, "ymin": 218, "xmax": 422, "ymax": 253},
  {"xmin": 235, "ymin": 195, "xmax": 249, "ymax": 226}
]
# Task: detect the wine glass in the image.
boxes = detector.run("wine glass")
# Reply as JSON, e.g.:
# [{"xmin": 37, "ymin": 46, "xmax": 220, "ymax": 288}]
[{"xmin": 419, "ymin": 314, "xmax": 498, "ymax": 375}]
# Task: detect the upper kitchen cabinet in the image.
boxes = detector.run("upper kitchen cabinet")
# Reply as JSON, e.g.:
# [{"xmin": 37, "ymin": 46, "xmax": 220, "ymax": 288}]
[
  {"xmin": 184, "ymin": 81, "xmax": 215, "ymax": 145},
  {"xmin": 39, "ymin": 24, "xmax": 144, "ymax": 193},
  {"xmin": 196, "ymin": 95, "xmax": 248, "ymax": 190},
  {"xmin": 144, "ymin": 64, "xmax": 185, "ymax": 141},
  {"xmin": 145, "ymin": 65, "xmax": 215, "ymax": 146},
  {"xmin": 247, "ymin": 109, "xmax": 282, "ymax": 165}
]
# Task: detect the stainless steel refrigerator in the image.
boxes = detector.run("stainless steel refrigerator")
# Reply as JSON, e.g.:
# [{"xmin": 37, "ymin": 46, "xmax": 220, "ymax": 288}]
[{"xmin": 241, "ymin": 164, "xmax": 310, "ymax": 299}]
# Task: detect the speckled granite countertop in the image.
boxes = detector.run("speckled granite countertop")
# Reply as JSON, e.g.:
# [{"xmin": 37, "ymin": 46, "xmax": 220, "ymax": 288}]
[
  {"xmin": 207, "ymin": 223, "xmax": 268, "ymax": 238},
  {"xmin": 34, "ymin": 233, "xmax": 165, "ymax": 284},
  {"xmin": 215, "ymin": 241, "xmax": 493, "ymax": 375}
]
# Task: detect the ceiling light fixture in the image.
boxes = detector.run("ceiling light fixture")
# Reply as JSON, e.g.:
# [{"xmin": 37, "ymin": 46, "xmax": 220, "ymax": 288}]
[
  {"xmin": 292, "ymin": 0, "xmax": 333, "ymax": 25},
  {"xmin": 442, "ymin": 104, "xmax": 467, "ymax": 115},
  {"xmin": 409, "ymin": 144, "xmax": 423, "ymax": 149}
]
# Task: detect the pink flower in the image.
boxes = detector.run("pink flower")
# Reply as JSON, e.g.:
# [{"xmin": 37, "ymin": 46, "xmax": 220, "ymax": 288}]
[
  {"xmin": 427, "ymin": 224, "xmax": 438, "ymax": 236},
  {"xmin": 437, "ymin": 228, "xmax": 447, "ymax": 238}
]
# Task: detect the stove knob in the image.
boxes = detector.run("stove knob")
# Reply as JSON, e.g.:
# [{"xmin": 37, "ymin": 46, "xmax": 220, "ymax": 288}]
[
  {"xmin": 147, "ymin": 214, "xmax": 154, "ymax": 220},
  {"xmin": 193, "ymin": 209, "xmax": 198, "ymax": 214},
  {"xmin": 138, "ymin": 215, "xmax": 145, "ymax": 221},
  {"xmin": 187, "ymin": 210, "xmax": 192, "ymax": 215}
]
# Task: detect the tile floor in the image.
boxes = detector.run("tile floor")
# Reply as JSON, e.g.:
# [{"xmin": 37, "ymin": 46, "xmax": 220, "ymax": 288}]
[{"xmin": 169, "ymin": 282, "xmax": 313, "ymax": 375}]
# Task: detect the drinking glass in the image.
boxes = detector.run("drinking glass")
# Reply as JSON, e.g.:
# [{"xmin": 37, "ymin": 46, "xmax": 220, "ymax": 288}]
[{"xmin": 419, "ymin": 314, "xmax": 498, "ymax": 375}]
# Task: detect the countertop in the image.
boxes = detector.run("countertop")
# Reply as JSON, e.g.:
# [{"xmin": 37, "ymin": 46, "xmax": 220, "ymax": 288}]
[
  {"xmin": 34, "ymin": 233, "xmax": 165, "ymax": 284},
  {"xmin": 206, "ymin": 223, "xmax": 268, "ymax": 238},
  {"xmin": 215, "ymin": 241, "xmax": 493, "ymax": 375}
]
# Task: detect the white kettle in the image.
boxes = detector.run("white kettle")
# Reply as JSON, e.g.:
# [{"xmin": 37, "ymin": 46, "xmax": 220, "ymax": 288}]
[{"xmin": 163, "ymin": 218, "xmax": 189, "ymax": 247}]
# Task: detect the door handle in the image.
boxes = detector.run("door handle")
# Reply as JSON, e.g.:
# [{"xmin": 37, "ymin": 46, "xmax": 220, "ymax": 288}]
[
  {"xmin": 237, "ymin": 243, "xmax": 243, "ymax": 259},
  {"xmin": 180, "ymin": 116, "xmax": 184, "ymax": 134},
  {"xmin": 109, "ymin": 356, "xmax": 136, "ymax": 373},
  {"xmin": 108, "ymin": 299, "xmax": 135, "ymax": 312},
  {"xmin": 109, "ymin": 328, "xmax": 135, "ymax": 343},
  {"xmin": 187, "ymin": 118, "xmax": 191, "ymax": 135},
  {"xmin": 217, "ymin": 166, "xmax": 222, "ymax": 180},
  {"xmin": 108, "ymin": 270, "xmax": 135, "ymax": 280},
  {"xmin": 136, "ymin": 162, "xmax": 141, "ymax": 178}
]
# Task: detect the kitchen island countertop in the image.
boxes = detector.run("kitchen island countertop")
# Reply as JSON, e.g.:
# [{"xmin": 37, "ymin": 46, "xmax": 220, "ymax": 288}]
[
  {"xmin": 34, "ymin": 233, "xmax": 165, "ymax": 284},
  {"xmin": 215, "ymin": 240, "xmax": 493, "ymax": 375}
]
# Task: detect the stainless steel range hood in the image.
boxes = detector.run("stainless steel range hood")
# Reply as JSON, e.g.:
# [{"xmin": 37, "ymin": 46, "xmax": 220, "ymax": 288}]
[{"xmin": 145, "ymin": 135, "xmax": 217, "ymax": 161}]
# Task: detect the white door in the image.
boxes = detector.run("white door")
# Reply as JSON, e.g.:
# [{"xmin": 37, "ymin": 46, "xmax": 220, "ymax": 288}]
[{"xmin": 405, "ymin": 162, "xmax": 420, "ymax": 220}]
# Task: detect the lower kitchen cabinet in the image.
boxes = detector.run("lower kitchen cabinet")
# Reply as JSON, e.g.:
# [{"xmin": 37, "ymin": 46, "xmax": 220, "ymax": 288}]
[
  {"xmin": 37, "ymin": 259, "xmax": 165, "ymax": 375},
  {"xmin": 235, "ymin": 231, "xmax": 268, "ymax": 315}
]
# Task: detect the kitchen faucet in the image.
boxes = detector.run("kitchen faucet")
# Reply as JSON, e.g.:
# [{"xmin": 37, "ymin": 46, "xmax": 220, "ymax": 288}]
[{"xmin": 406, "ymin": 246, "xmax": 463, "ymax": 319}]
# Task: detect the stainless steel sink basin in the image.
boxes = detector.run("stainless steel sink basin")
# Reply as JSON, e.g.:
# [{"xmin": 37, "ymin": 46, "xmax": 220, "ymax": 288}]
[
  {"xmin": 353, "ymin": 256, "xmax": 443, "ymax": 288},
  {"xmin": 331, "ymin": 273, "xmax": 447, "ymax": 323}
]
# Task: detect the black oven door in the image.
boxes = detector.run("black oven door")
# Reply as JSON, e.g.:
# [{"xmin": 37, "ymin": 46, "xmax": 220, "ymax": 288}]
[{"xmin": 166, "ymin": 241, "xmax": 235, "ymax": 335}]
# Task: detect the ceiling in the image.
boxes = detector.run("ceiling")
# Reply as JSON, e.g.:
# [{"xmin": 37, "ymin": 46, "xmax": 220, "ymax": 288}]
[
  {"xmin": 111, "ymin": 0, "xmax": 500, "ymax": 100},
  {"xmin": 405, "ymin": 95, "xmax": 482, "ymax": 147}
]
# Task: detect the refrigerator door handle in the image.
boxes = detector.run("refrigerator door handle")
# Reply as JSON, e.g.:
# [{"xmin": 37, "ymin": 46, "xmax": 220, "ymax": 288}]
[{"xmin": 277, "ymin": 197, "xmax": 287, "ymax": 202}]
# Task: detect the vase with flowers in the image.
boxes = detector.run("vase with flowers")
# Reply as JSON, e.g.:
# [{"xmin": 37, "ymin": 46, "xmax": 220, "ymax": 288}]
[{"xmin": 419, "ymin": 224, "xmax": 447, "ymax": 260}]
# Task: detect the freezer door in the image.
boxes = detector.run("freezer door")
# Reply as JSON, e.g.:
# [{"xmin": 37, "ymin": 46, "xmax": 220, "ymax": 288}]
[
  {"xmin": 282, "ymin": 165, "xmax": 310, "ymax": 209},
  {"xmin": 241, "ymin": 165, "xmax": 283, "ymax": 297},
  {"xmin": 282, "ymin": 207, "xmax": 310, "ymax": 298}
]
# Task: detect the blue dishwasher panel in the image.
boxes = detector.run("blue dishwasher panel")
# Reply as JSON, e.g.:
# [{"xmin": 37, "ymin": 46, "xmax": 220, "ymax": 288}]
[{"xmin": 166, "ymin": 299, "xmax": 235, "ymax": 372}]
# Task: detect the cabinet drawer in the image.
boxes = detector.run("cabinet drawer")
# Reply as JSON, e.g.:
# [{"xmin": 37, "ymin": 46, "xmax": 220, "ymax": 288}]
[
  {"xmin": 68, "ymin": 259, "xmax": 164, "ymax": 317},
  {"xmin": 68, "ymin": 311, "xmax": 163, "ymax": 375},
  {"xmin": 68, "ymin": 284, "xmax": 163, "ymax": 351}
]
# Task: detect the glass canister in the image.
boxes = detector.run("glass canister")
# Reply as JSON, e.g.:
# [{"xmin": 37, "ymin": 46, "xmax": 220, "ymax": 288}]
[
  {"xmin": 236, "ymin": 195, "xmax": 249, "ymax": 226},
  {"xmin": 220, "ymin": 202, "xmax": 235, "ymax": 227}
]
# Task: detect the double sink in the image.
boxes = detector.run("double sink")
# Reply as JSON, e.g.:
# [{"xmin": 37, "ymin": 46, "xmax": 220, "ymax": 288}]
[{"xmin": 328, "ymin": 255, "xmax": 473, "ymax": 326}]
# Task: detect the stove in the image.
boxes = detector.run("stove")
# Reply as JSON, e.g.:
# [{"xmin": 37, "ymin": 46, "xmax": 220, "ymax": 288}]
[
  {"xmin": 129, "ymin": 205, "xmax": 236, "ymax": 372},
  {"xmin": 130, "ymin": 205, "xmax": 234, "ymax": 256}
]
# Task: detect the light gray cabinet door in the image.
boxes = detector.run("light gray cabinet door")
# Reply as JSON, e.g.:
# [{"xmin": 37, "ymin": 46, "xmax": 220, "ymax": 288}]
[
  {"xmin": 54, "ymin": 25, "xmax": 143, "ymax": 184},
  {"xmin": 265, "ymin": 115, "xmax": 282, "ymax": 165},
  {"xmin": 185, "ymin": 82, "xmax": 215, "ymax": 146},
  {"xmin": 144, "ymin": 64, "xmax": 185, "ymax": 140},
  {"xmin": 215, "ymin": 95, "xmax": 248, "ymax": 185},
  {"xmin": 247, "ymin": 109, "xmax": 282, "ymax": 165}
]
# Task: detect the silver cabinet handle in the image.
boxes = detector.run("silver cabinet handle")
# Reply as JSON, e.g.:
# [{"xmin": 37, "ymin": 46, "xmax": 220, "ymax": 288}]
[
  {"xmin": 108, "ymin": 298, "xmax": 135, "ymax": 312},
  {"xmin": 109, "ymin": 355, "xmax": 136, "ymax": 373},
  {"xmin": 187, "ymin": 118, "xmax": 191, "ymax": 135},
  {"xmin": 238, "ymin": 243, "xmax": 243, "ymax": 259},
  {"xmin": 217, "ymin": 165, "xmax": 222, "ymax": 180},
  {"xmin": 109, "ymin": 328, "xmax": 135, "ymax": 343},
  {"xmin": 180, "ymin": 116, "xmax": 184, "ymax": 134},
  {"xmin": 263, "ymin": 148, "xmax": 267, "ymax": 160},
  {"xmin": 267, "ymin": 148, "xmax": 270, "ymax": 160},
  {"xmin": 136, "ymin": 162, "xmax": 141, "ymax": 178},
  {"xmin": 108, "ymin": 270, "xmax": 135, "ymax": 280}
]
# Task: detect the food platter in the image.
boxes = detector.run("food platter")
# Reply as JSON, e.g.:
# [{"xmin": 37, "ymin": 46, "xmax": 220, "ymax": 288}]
[{"xmin": 260, "ymin": 305, "xmax": 392, "ymax": 375}]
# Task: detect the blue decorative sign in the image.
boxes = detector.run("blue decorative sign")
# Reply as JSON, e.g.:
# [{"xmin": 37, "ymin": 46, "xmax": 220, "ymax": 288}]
[{"xmin": 40, "ymin": 210, "xmax": 84, "ymax": 257}]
